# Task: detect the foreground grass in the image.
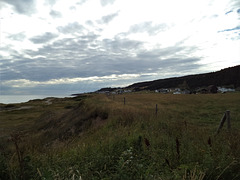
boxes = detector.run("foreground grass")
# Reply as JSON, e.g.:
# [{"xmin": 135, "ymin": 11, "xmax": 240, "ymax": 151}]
[{"xmin": 0, "ymin": 93, "xmax": 240, "ymax": 179}]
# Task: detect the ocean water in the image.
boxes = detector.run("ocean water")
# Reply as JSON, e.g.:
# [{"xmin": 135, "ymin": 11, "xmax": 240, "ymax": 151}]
[{"xmin": 0, "ymin": 95, "xmax": 70, "ymax": 104}]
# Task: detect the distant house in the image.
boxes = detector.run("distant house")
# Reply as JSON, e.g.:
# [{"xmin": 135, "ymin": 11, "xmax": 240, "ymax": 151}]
[
  {"xmin": 124, "ymin": 89, "xmax": 132, "ymax": 93},
  {"xmin": 173, "ymin": 88, "xmax": 182, "ymax": 94},
  {"xmin": 218, "ymin": 87, "xmax": 235, "ymax": 93},
  {"xmin": 182, "ymin": 90, "xmax": 191, "ymax": 94},
  {"xmin": 155, "ymin": 89, "xmax": 169, "ymax": 93},
  {"xmin": 98, "ymin": 91, "xmax": 110, "ymax": 94},
  {"xmin": 175, "ymin": 88, "xmax": 181, "ymax": 92},
  {"xmin": 173, "ymin": 89, "xmax": 190, "ymax": 94},
  {"xmin": 116, "ymin": 89, "xmax": 124, "ymax": 94}
]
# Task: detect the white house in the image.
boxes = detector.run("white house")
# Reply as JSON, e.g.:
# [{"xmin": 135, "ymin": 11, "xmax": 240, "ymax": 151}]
[{"xmin": 218, "ymin": 87, "xmax": 235, "ymax": 93}]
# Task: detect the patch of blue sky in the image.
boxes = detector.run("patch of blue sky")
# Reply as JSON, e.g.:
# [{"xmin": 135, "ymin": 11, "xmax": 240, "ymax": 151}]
[
  {"xmin": 225, "ymin": 10, "xmax": 233, "ymax": 15},
  {"xmin": 218, "ymin": 26, "xmax": 240, "ymax": 33}
]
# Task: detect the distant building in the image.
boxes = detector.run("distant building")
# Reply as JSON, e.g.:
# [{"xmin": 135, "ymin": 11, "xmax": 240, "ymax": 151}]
[
  {"xmin": 218, "ymin": 87, "xmax": 235, "ymax": 93},
  {"xmin": 116, "ymin": 89, "xmax": 124, "ymax": 94},
  {"xmin": 173, "ymin": 89, "xmax": 190, "ymax": 94},
  {"xmin": 155, "ymin": 89, "xmax": 169, "ymax": 93},
  {"xmin": 182, "ymin": 90, "xmax": 190, "ymax": 94},
  {"xmin": 98, "ymin": 91, "xmax": 110, "ymax": 94},
  {"xmin": 124, "ymin": 89, "xmax": 132, "ymax": 93}
]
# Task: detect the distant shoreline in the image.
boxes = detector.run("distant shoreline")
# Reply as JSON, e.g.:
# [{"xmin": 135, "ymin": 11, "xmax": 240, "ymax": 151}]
[{"xmin": 0, "ymin": 95, "xmax": 71, "ymax": 104}]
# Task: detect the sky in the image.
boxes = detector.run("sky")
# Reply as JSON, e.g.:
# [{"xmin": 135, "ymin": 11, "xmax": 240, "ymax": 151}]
[{"xmin": 0, "ymin": 0, "xmax": 240, "ymax": 96}]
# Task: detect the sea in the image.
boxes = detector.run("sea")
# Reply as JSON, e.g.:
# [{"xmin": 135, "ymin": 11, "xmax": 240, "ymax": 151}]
[{"xmin": 0, "ymin": 95, "xmax": 71, "ymax": 104}]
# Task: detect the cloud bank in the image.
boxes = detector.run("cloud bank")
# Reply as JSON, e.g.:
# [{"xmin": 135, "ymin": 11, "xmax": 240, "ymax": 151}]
[{"xmin": 0, "ymin": 0, "xmax": 239, "ymax": 96}]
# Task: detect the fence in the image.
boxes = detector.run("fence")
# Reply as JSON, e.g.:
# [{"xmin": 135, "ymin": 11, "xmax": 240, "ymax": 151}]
[
  {"xmin": 115, "ymin": 95, "xmax": 232, "ymax": 133},
  {"xmin": 217, "ymin": 110, "xmax": 231, "ymax": 134}
]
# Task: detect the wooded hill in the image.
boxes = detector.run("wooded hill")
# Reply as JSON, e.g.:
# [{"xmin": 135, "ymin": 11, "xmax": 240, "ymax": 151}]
[{"xmin": 127, "ymin": 65, "xmax": 240, "ymax": 91}]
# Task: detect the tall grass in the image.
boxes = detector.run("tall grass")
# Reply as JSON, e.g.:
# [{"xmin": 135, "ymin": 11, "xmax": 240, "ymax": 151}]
[{"xmin": 0, "ymin": 93, "xmax": 240, "ymax": 179}]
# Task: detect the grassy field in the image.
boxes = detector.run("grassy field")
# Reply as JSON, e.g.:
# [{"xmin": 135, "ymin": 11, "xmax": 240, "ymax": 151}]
[{"xmin": 0, "ymin": 92, "xmax": 240, "ymax": 179}]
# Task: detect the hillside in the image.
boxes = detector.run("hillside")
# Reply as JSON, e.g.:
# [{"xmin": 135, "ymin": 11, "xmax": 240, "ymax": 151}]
[
  {"xmin": 1, "ymin": 93, "xmax": 240, "ymax": 179},
  {"xmin": 127, "ymin": 65, "xmax": 240, "ymax": 91}
]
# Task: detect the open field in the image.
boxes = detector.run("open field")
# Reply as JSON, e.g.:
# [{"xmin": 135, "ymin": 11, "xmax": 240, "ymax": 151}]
[{"xmin": 0, "ymin": 92, "xmax": 240, "ymax": 179}]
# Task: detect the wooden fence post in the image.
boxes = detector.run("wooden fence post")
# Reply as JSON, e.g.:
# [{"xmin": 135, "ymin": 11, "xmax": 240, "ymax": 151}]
[
  {"xmin": 124, "ymin": 97, "xmax": 125, "ymax": 105},
  {"xmin": 155, "ymin": 104, "xmax": 158, "ymax": 116},
  {"xmin": 217, "ymin": 110, "xmax": 231, "ymax": 134}
]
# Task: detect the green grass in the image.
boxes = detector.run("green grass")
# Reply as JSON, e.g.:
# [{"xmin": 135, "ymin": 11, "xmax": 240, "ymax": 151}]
[{"xmin": 0, "ymin": 93, "xmax": 240, "ymax": 179}]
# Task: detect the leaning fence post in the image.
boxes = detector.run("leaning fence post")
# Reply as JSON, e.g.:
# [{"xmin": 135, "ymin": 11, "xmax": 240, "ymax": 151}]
[{"xmin": 217, "ymin": 110, "xmax": 231, "ymax": 134}]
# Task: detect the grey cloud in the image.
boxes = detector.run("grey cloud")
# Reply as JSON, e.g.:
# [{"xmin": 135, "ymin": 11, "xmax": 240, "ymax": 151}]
[
  {"xmin": 0, "ymin": 45, "xmax": 23, "ymax": 58},
  {"xmin": 25, "ymin": 33, "xmax": 100, "ymax": 62},
  {"xmin": 128, "ymin": 22, "xmax": 169, "ymax": 35},
  {"xmin": 129, "ymin": 22, "xmax": 152, "ymax": 33},
  {"xmin": 50, "ymin": 10, "xmax": 62, "ymax": 18},
  {"xmin": 102, "ymin": 38, "xmax": 143, "ymax": 53},
  {"xmin": 231, "ymin": 0, "xmax": 240, "ymax": 8},
  {"xmin": 57, "ymin": 22, "xmax": 85, "ymax": 34},
  {"xmin": 1, "ymin": 0, "xmax": 36, "ymax": 15},
  {"xmin": 30, "ymin": 32, "xmax": 58, "ymax": 44},
  {"xmin": 72, "ymin": 54, "xmax": 201, "ymax": 78},
  {"xmin": 3, "ymin": 37, "xmax": 200, "ymax": 83},
  {"xmin": 81, "ymin": 33, "xmax": 100, "ymax": 41},
  {"xmin": 70, "ymin": 6, "xmax": 77, "ymax": 11},
  {"xmin": 0, "ymin": 57, "xmax": 82, "ymax": 81},
  {"xmin": 137, "ymin": 46, "xmax": 192, "ymax": 59},
  {"xmin": 45, "ymin": 0, "xmax": 57, "ymax": 6},
  {"xmin": 76, "ymin": 0, "xmax": 87, "ymax": 5},
  {"xmin": 85, "ymin": 20, "xmax": 94, "ymax": 26},
  {"xmin": 8, "ymin": 32, "xmax": 26, "ymax": 41},
  {"xmin": 100, "ymin": 0, "xmax": 116, "ymax": 6},
  {"xmin": 227, "ymin": 0, "xmax": 240, "ymax": 17},
  {"xmin": 85, "ymin": 21, "xmax": 103, "ymax": 32},
  {"xmin": 1, "ymin": 37, "xmax": 142, "ymax": 82},
  {"xmin": 1, "ymin": 28, "xmax": 202, "ymax": 95},
  {"xmin": 100, "ymin": 12, "xmax": 119, "ymax": 24}
]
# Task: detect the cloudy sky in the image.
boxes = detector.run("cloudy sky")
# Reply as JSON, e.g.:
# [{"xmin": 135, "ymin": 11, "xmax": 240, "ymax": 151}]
[{"xmin": 0, "ymin": 0, "xmax": 239, "ymax": 95}]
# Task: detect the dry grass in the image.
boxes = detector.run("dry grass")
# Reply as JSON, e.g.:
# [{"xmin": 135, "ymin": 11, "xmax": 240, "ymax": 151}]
[{"xmin": 0, "ymin": 92, "xmax": 240, "ymax": 179}]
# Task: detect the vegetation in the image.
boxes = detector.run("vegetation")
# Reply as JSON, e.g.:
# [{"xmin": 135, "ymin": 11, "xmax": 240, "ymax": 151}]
[
  {"xmin": 127, "ymin": 65, "xmax": 240, "ymax": 91},
  {"xmin": 0, "ymin": 92, "xmax": 240, "ymax": 179}
]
